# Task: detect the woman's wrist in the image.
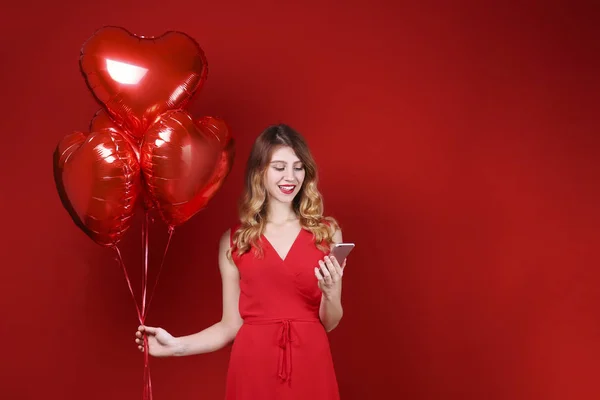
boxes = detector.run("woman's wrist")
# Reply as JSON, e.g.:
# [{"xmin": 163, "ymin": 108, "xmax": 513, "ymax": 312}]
[
  {"xmin": 321, "ymin": 291, "xmax": 342, "ymax": 304},
  {"xmin": 171, "ymin": 337, "xmax": 186, "ymax": 357}
]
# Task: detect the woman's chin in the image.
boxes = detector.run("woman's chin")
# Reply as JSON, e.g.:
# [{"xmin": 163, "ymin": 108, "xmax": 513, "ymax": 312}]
[{"xmin": 269, "ymin": 192, "xmax": 297, "ymax": 204}]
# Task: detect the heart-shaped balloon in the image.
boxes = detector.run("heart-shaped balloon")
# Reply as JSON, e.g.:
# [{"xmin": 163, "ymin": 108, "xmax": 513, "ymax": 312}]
[
  {"xmin": 53, "ymin": 129, "xmax": 141, "ymax": 246},
  {"xmin": 194, "ymin": 116, "xmax": 235, "ymax": 200},
  {"xmin": 80, "ymin": 26, "xmax": 208, "ymax": 140},
  {"xmin": 91, "ymin": 108, "xmax": 171, "ymax": 213},
  {"xmin": 140, "ymin": 110, "xmax": 235, "ymax": 227},
  {"xmin": 90, "ymin": 108, "xmax": 141, "ymax": 160}
]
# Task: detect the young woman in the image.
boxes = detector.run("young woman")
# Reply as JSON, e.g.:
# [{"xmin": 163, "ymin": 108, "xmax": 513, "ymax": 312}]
[{"xmin": 135, "ymin": 124, "xmax": 346, "ymax": 399}]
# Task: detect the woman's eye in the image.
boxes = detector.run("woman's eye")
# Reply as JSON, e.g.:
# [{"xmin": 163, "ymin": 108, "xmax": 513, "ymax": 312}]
[
  {"xmin": 294, "ymin": 167, "xmax": 304, "ymax": 171},
  {"xmin": 274, "ymin": 166, "xmax": 285, "ymax": 171}
]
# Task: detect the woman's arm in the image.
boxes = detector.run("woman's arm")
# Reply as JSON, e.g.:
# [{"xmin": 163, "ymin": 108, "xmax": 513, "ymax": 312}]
[
  {"xmin": 318, "ymin": 228, "xmax": 345, "ymax": 332},
  {"xmin": 319, "ymin": 294, "xmax": 343, "ymax": 333},
  {"xmin": 173, "ymin": 229, "xmax": 244, "ymax": 356}
]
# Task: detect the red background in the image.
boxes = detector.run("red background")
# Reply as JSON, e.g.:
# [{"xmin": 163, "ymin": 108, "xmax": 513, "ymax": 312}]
[{"xmin": 2, "ymin": 1, "xmax": 599, "ymax": 399}]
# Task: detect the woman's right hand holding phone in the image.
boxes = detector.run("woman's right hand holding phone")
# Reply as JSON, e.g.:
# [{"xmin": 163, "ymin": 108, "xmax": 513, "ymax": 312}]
[{"xmin": 135, "ymin": 325, "xmax": 181, "ymax": 357}]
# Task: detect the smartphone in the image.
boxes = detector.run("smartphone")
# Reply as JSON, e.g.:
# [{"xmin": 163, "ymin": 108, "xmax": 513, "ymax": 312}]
[{"xmin": 330, "ymin": 243, "xmax": 355, "ymax": 264}]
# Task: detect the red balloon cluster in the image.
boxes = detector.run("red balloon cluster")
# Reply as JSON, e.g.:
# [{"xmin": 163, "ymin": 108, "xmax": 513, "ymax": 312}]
[{"xmin": 53, "ymin": 26, "xmax": 234, "ymax": 248}]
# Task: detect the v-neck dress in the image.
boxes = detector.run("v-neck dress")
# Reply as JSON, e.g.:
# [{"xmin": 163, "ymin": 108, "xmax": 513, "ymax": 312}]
[{"xmin": 225, "ymin": 226, "xmax": 340, "ymax": 400}]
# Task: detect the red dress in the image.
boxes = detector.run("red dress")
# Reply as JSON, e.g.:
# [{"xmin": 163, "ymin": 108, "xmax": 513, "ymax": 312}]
[{"xmin": 225, "ymin": 227, "xmax": 340, "ymax": 400}]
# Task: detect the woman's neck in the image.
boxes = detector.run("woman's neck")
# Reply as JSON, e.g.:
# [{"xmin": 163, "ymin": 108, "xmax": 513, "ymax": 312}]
[{"xmin": 265, "ymin": 200, "xmax": 297, "ymax": 224}]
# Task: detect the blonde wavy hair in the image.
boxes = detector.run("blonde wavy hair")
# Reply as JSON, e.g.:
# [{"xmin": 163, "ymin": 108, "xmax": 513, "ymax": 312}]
[{"xmin": 227, "ymin": 124, "xmax": 339, "ymax": 260}]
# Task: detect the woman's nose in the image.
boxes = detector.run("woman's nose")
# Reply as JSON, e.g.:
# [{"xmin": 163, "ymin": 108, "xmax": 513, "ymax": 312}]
[{"xmin": 285, "ymin": 168, "xmax": 295, "ymax": 180}]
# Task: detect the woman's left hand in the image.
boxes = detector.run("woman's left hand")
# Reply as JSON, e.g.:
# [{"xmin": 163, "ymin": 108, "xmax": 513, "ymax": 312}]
[{"xmin": 315, "ymin": 256, "xmax": 346, "ymax": 301}]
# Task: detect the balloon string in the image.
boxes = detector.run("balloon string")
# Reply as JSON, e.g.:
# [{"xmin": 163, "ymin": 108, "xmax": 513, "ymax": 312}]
[
  {"xmin": 113, "ymin": 239, "xmax": 152, "ymax": 400},
  {"xmin": 113, "ymin": 246, "xmax": 142, "ymax": 322},
  {"xmin": 141, "ymin": 212, "xmax": 152, "ymax": 400},
  {"xmin": 142, "ymin": 212, "xmax": 149, "ymax": 319},
  {"xmin": 145, "ymin": 226, "xmax": 175, "ymax": 318}
]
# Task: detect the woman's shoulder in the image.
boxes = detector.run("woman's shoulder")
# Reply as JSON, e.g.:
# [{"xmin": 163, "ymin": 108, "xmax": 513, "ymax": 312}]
[
  {"xmin": 320, "ymin": 216, "xmax": 342, "ymax": 238},
  {"xmin": 219, "ymin": 226, "xmax": 242, "ymax": 265},
  {"xmin": 218, "ymin": 228, "xmax": 232, "ymax": 252},
  {"xmin": 219, "ymin": 224, "xmax": 240, "ymax": 249},
  {"xmin": 220, "ymin": 227, "xmax": 231, "ymax": 240},
  {"xmin": 306, "ymin": 217, "xmax": 342, "ymax": 250}
]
